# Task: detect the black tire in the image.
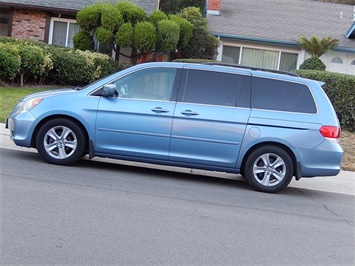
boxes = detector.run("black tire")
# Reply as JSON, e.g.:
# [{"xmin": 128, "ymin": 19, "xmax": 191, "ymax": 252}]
[
  {"xmin": 244, "ymin": 145, "xmax": 294, "ymax": 193},
  {"xmin": 36, "ymin": 118, "xmax": 86, "ymax": 165}
]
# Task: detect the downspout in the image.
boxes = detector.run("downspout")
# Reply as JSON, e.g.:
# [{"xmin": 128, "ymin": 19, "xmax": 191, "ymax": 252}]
[{"xmin": 203, "ymin": 0, "xmax": 207, "ymax": 17}]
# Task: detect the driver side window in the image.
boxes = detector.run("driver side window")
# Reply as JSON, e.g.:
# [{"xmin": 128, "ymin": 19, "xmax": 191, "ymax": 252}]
[{"xmin": 111, "ymin": 67, "xmax": 177, "ymax": 101}]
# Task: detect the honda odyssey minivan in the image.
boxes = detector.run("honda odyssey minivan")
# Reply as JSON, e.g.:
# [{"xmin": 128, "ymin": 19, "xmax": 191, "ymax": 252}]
[{"xmin": 6, "ymin": 62, "xmax": 343, "ymax": 193}]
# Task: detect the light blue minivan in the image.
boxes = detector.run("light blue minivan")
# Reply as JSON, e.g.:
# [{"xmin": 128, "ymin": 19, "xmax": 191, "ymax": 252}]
[{"xmin": 6, "ymin": 62, "xmax": 343, "ymax": 192}]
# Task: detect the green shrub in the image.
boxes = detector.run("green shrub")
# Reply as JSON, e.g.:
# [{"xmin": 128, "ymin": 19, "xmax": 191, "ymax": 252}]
[
  {"xmin": 116, "ymin": 2, "xmax": 147, "ymax": 25},
  {"xmin": 295, "ymin": 70, "xmax": 355, "ymax": 132},
  {"xmin": 168, "ymin": 15, "xmax": 193, "ymax": 47},
  {"xmin": 149, "ymin": 10, "xmax": 168, "ymax": 27},
  {"xmin": 133, "ymin": 22, "xmax": 156, "ymax": 51},
  {"xmin": 0, "ymin": 36, "xmax": 21, "ymax": 44},
  {"xmin": 48, "ymin": 49, "xmax": 90, "ymax": 84},
  {"xmin": 75, "ymin": 50, "xmax": 129, "ymax": 81},
  {"xmin": 76, "ymin": 3, "xmax": 102, "ymax": 31},
  {"xmin": 157, "ymin": 20, "xmax": 179, "ymax": 52},
  {"xmin": 173, "ymin": 58, "xmax": 216, "ymax": 63},
  {"xmin": 16, "ymin": 43, "xmax": 45, "ymax": 86},
  {"xmin": 47, "ymin": 47, "xmax": 130, "ymax": 85},
  {"xmin": 300, "ymin": 57, "xmax": 326, "ymax": 71},
  {"xmin": 0, "ymin": 43, "xmax": 21, "ymax": 80},
  {"xmin": 73, "ymin": 31, "xmax": 94, "ymax": 51},
  {"xmin": 92, "ymin": 56, "xmax": 130, "ymax": 79},
  {"xmin": 116, "ymin": 23, "xmax": 134, "ymax": 48},
  {"xmin": 101, "ymin": 4, "xmax": 124, "ymax": 31},
  {"xmin": 95, "ymin": 27, "xmax": 114, "ymax": 45},
  {"xmin": 0, "ymin": 37, "xmax": 130, "ymax": 86}
]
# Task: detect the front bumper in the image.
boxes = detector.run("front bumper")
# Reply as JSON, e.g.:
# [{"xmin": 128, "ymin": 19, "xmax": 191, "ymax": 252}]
[{"xmin": 6, "ymin": 112, "xmax": 37, "ymax": 147}]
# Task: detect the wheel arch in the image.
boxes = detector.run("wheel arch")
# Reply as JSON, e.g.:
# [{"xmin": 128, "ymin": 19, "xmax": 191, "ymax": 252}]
[
  {"xmin": 240, "ymin": 141, "xmax": 299, "ymax": 178},
  {"xmin": 31, "ymin": 115, "xmax": 90, "ymax": 152}
]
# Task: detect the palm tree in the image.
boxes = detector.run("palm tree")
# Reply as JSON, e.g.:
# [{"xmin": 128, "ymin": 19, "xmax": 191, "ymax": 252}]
[{"xmin": 297, "ymin": 35, "xmax": 339, "ymax": 58}]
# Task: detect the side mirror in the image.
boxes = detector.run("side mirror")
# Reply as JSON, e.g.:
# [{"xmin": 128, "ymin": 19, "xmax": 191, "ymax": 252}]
[{"xmin": 102, "ymin": 84, "xmax": 117, "ymax": 97}]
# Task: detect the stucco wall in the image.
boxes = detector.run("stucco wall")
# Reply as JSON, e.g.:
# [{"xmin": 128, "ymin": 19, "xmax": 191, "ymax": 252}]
[{"xmin": 320, "ymin": 52, "xmax": 355, "ymax": 75}]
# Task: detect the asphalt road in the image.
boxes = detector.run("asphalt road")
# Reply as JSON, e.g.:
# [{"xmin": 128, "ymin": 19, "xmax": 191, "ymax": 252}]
[{"xmin": 1, "ymin": 147, "xmax": 354, "ymax": 265}]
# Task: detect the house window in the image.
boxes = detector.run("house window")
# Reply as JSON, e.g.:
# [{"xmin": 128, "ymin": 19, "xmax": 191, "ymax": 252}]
[
  {"xmin": 279, "ymin": 52, "xmax": 298, "ymax": 71},
  {"xmin": 221, "ymin": 45, "xmax": 298, "ymax": 71},
  {"xmin": 0, "ymin": 8, "xmax": 10, "ymax": 37},
  {"xmin": 331, "ymin": 57, "xmax": 343, "ymax": 64},
  {"xmin": 241, "ymin": 48, "xmax": 279, "ymax": 69},
  {"xmin": 351, "ymin": 60, "xmax": 355, "ymax": 65},
  {"xmin": 49, "ymin": 18, "xmax": 79, "ymax": 48},
  {"xmin": 222, "ymin": 46, "xmax": 240, "ymax": 64}
]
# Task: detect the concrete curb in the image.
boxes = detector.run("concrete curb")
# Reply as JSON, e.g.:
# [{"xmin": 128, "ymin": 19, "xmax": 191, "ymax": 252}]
[{"xmin": 1, "ymin": 123, "xmax": 354, "ymax": 195}]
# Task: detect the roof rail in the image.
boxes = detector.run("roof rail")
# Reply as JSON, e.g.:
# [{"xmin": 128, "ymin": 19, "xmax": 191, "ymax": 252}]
[{"xmin": 203, "ymin": 62, "xmax": 299, "ymax": 77}]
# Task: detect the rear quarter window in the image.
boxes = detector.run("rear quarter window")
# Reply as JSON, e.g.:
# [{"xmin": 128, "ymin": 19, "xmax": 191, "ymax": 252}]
[{"xmin": 252, "ymin": 77, "xmax": 317, "ymax": 114}]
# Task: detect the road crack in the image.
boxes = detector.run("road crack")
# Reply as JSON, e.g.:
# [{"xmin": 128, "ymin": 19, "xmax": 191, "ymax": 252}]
[{"xmin": 296, "ymin": 188, "xmax": 352, "ymax": 226}]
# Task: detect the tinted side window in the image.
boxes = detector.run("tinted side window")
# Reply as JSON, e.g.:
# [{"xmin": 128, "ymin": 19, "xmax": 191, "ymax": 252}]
[
  {"xmin": 181, "ymin": 69, "xmax": 251, "ymax": 107},
  {"xmin": 111, "ymin": 68, "xmax": 177, "ymax": 101},
  {"xmin": 252, "ymin": 77, "xmax": 317, "ymax": 114}
]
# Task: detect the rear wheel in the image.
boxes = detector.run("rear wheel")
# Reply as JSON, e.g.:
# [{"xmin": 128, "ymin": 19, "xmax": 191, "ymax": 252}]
[
  {"xmin": 36, "ymin": 118, "xmax": 86, "ymax": 165},
  {"xmin": 244, "ymin": 145, "xmax": 293, "ymax": 193}
]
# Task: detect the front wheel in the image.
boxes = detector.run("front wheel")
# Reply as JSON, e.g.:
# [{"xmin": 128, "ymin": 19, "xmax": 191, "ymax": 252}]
[
  {"xmin": 244, "ymin": 146, "xmax": 294, "ymax": 193},
  {"xmin": 36, "ymin": 118, "xmax": 86, "ymax": 165}
]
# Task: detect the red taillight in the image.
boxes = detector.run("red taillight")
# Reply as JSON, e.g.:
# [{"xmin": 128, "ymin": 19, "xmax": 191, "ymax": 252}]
[{"xmin": 319, "ymin": 126, "xmax": 341, "ymax": 139}]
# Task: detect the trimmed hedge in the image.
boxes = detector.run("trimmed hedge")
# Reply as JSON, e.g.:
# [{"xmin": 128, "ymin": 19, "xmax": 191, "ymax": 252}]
[
  {"xmin": 0, "ymin": 43, "xmax": 21, "ymax": 81},
  {"xmin": 295, "ymin": 70, "xmax": 355, "ymax": 132},
  {"xmin": 0, "ymin": 36, "xmax": 130, "ymax": 86},
  {"xmin": 173, "ymin": 58, "xmax": 216, "ymax": 63},
  {"xmin": 299, "ymin": 57, "xmax": 326, "ymax": 71}
]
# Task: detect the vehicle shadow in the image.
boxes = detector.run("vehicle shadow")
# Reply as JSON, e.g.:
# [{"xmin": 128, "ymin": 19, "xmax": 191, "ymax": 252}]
[{"xmin": 5, "ymin": 148, "xmax": 350, "ymax": 199}]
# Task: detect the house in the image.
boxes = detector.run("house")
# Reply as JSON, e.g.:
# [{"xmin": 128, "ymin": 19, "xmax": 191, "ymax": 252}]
[
  {"xmin": 206, "ymin": 0, "xmax": 355, "ymax": 74},
  {"xmin": 0, "ymin": 0, "xmax": 159, "ymax": 49}
]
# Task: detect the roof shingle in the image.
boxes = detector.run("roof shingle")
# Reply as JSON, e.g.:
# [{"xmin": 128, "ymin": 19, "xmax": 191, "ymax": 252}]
[
  {"xmin": 0, "ymin": 0, "xmax": 159, "ymax": 15},
  {"xmin": 207, "ymin": 0, "xmax": 355, "ymax": 49}
]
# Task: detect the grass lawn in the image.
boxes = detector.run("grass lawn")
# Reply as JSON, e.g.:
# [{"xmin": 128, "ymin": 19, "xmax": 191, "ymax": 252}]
[
  {"xmin": 0, "ymin": 87, "xmax": 53, "ymax": 122},
  {"xmin": 1, "ymin": 86, "xmax": 354, "ymax": 171}
]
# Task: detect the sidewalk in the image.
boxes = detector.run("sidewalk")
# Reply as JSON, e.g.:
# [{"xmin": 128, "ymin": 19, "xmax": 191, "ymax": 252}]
[{"xmin": 1, "ymin": 123, "xmax": 354, "ymax": 195}]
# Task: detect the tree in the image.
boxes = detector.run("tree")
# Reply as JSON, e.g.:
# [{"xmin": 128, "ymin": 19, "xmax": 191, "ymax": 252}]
[
  {"xmin": 176, "ymin": 7, "xmax": 219, "ymax": 59},
  {"xmin": 74, "ymin": 2, "xmax": 193, "ymax": 64},
  {"xmin": 297, "ymin": 35, "xmax": 339, "ymax": 59},
  {"xmin": 160, "ymin": 0, "xmax": 205, "ymax": 14},
  {"xmin": 297, "ymin": 35, "xmax": 338, "ymax": 71}
]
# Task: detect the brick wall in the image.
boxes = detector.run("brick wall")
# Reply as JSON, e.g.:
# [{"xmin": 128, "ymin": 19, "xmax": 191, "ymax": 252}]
[{"xmin": 11, "ymin": 9, "xmax": 47, "ymax": 42}]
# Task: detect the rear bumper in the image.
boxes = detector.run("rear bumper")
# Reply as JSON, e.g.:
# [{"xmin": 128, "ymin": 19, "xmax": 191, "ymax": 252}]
[{"xmin": 298, "ymin": 139, "xmax": 343, "ymax": 177}]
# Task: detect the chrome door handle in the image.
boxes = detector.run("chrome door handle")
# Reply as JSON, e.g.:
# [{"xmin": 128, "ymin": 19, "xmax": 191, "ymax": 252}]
[
  {"xmin": 181, "ymin": 110, "xmax": 199, "ymax": 116},
  {"xmin": 151, "ymin": 107, "xmax": 169, "ymax": 113}
]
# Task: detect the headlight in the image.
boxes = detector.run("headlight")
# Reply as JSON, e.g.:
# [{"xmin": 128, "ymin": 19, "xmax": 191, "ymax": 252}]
[{"xmin": 16, "ymin": 98, "xmax": 43, "ymax": 114}]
